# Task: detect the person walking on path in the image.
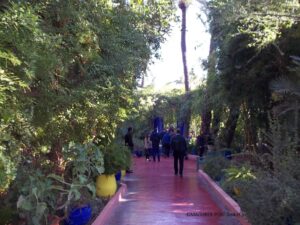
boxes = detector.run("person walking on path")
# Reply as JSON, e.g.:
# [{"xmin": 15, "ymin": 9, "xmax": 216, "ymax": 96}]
[
  {"xmin": 150, "ymin": 129, "xmax": 161, "ymax": 162},
  {"xmin": 144, "ymin": 133, "xmax": 152, "ymax": 161},
  {"xmin": 161, "ymin": 127, "xmax": 174, "ymax": 157},
  {"xmin": 171, "ymin": 129, "xmax": 187, "ymax": 177}
]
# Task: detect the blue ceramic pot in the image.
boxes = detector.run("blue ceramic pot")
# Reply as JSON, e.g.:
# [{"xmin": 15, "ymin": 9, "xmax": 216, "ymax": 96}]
[
  {"xmin": 115, "ymin": 171, "xmax": 122, "ymax": 182},
  {"xmin": 64, "ymin": 205, "xmax": 92, "ymax": 225}
]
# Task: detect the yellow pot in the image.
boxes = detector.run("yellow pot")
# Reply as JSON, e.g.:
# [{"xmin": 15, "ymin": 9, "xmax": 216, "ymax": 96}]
[
  {"xmin": 96, "ymin": 174, "xmax": 117, "ymax": 198},
  {"xmin": 121, "ymin": 170, "xmax": 126, "ymax": 179}
]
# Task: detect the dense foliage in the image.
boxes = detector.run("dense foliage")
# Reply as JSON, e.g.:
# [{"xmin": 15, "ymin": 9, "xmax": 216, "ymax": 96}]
[
  {"xmin": 0, "ymin": 0, "xmax": 176, "ymax": 224},
  {"xmin": 1, "ymin": 0, "xmax": 299, "ymax": 224},
  {"xmin": 190, "ymin": 0, "xmax": 299, "ymax": 149},
  {"xmin": 196, "ymin": 0, "xmax": 300, "ymax": 224}
]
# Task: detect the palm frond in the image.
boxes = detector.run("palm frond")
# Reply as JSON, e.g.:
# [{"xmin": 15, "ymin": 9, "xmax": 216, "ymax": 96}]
[{"xmin": 270, "ymin": 77, "xmax": 300, "ymax": 97}]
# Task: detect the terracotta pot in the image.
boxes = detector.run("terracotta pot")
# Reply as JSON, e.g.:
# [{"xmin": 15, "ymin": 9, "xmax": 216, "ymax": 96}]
[{"xmin": 48, "ymin": 215, "xmax": 61, "ymax": 225}]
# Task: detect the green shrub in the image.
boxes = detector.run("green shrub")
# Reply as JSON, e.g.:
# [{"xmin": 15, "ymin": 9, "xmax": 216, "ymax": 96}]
[
  {"xmin": 221, "ymin": 164, "xmax": 256, "ymax": 198},
  {"xmin": 16, "ymin": 142, "xmax": 105, "ymax": 225},
  {"xmin": 202, "ymin": 155, "xmax": 230, "ymax": 181},
  {"xmin": 225, "ymin": 152, "xmax": 300, "ymax": 225},
  {"xmin": 229, "ymin": 116, "xmax": 300, "ymax": 225},
  {"xmin": 103, "ymin": 142, "xmax": 132, "ymax": 175},
  {"xmin": 63, "ymin": 142, "xmax": 105, "ymax": 181},
  {"xmin": 234, "ymin": 170, "xmax": 300, "ymax": 225},
  {"xmin": 0, "ymin": 206, "xmax": 16, "ymax": 225},
  {"xmin": 0, "ymin": 151, "xmax": 16, "ymax": 194}
]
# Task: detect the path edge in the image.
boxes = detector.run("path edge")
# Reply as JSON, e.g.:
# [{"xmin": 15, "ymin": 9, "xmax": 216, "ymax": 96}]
[
  {"xmin": 92, "ymin": 182, "xmax": 128, "ymax": 225},
  {"xmin": 198, "ymin": 170, "xmax": 251, "ymax": 225},
  {"xmin": 188, "ymin": 154, "xmax": 251, "ymax": 225}
]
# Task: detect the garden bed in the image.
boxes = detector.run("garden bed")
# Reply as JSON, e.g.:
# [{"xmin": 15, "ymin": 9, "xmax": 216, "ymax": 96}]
[
  {"xmin": 188, "ymin": 154, "xmax": 251, "ymax": 225},
  {"xmin": 91, "ymin": 183, "xmax": 127, "ymax": 225},
  {"xmin": 0, "ymin": 182, "xmax": 125, "ymax": 225},
  {"xmin": 198, "ymin": 170, "xmax": 251, "ymax": 225}
]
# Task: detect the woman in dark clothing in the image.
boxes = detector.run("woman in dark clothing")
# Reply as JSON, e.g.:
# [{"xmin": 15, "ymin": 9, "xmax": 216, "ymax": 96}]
[{"xmin": 144, "ymin": 133, "xmax": 152, "ymax": 161}]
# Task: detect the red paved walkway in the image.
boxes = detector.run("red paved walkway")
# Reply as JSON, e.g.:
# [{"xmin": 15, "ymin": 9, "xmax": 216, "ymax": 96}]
[{"xmin": 101, "ymin": 157, "xmax": 237, "ymax": 225}]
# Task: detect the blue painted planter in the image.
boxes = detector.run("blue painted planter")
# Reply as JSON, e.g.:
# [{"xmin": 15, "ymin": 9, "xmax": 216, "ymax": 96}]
[
  {"xmin": 115, "ymin": 171, "xmax": 122, "ymax": 182},
  {"xmin": 134, "ymin": 150, "xmax": 143, "ymax": 157},
  {"xmin": 64, "ymin": 205, "xmax": 92, "ymax": 225}
]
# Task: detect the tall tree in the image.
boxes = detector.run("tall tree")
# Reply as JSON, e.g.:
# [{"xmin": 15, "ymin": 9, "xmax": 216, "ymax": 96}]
[
  {"xmin": 0, "ymin": 0, "xmax": 176, "ymax": 192},
  {"xmin": 200, "ymin": 0, "xmax": 300, "ymax": 150},
  {"xmin": 179, "ymin": 0, "xmax": 190, "ymax": 93},
  {"xmin": 179, "ymin": 0, "xmax": 191, "ymax": 137}
]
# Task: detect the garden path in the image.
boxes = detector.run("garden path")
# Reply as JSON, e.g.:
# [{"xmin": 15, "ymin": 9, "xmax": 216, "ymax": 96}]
[{"xmin": 95, "ymin": 157, "xmax": 234, "ymax": 225}]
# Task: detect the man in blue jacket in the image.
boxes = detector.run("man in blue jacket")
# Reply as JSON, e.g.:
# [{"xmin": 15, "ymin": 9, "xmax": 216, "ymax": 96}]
[
  {"xmin": 162, "ymin": 127, "xmax": 174, "ymax": 157},
  {"xmin": 171, "ymin": 129, "xmax": 187, "ymax": 177},
  {"xmin": 150, "ymin": 129, "xmax": 161, "ymax": 162}
]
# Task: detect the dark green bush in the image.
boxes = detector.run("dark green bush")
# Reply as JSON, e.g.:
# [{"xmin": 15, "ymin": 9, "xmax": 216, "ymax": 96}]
[
  {"xmin": 202, "ymin": 155, "xmax": 230, "ymax": 181},
  {"xmin": 223, "ymin": 152, "xmax": 300, "ymax": 225},
  {"xmin": 235, "ymin": 170, "xmax": 300, "ymax": 225},
  {"xmin": 221, "ymin": 164, "xmax": 256, "ymax": 198},
  {"xmin": 103, "ymin": 143, "xmax": 132, "ymax": 175}
]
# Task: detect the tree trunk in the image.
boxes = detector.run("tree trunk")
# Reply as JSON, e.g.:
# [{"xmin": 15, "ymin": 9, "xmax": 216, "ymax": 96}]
[
  {"xmin": 200, "ymin": 35, "xmax": 217, "ymax": 135},
  {"xmin": 212, "ymin": 109, "xmax": 221, "ymax": 137},
  {"xmin": 295, "ymin": 100, "xmax": 299, "ymax": 150},
  {"xmin": 242, "ymin": 103, "xmax": 258, "ymax": 152},
  {"xmin": 179, "ymin": 2, "xmax": 190, "ymax": 93},
  {"xmin": 183, "ymin": 93, "xmax": 192, "ymax": 138},
  {"xmin": 211, "ymin": 108, "xmax": 221, "ymax": 147},
  {"xmin": 48, "ymin": 139, "xmax": 64, "ymax": 174},
  {"xmin": 179, "ymin": 1, "xmax": 190, "ymax": 137},
  {"xmin": 223, "ymin": 107, "xmax": 240, "ymax": 148},
  {"xmin": 201, "ymin": 106, "xmax": 212, "ymax": 135}
]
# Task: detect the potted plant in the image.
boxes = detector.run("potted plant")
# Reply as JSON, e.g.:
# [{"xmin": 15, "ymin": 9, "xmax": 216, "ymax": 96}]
[
  {"xmin": 17, "ymin": 142, "xmax": 104, "ymax": 225},
  {"xmin": 115, "ymin": 171, "xmax": 122, "ymax": 183},
  {"xmin": 62, "ymin": 142, "xmax": 104, "ymax": 224},
  {"xmin": 117, "ymin": 144, "xmax": 132, "ymax": 180},
  {"xmin": 96, "ymin": 142, "xmax": 131, "ymax": 197}
]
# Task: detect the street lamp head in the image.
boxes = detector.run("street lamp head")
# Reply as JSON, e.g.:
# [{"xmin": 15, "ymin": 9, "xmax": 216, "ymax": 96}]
[{"xmin": 178, "ymin": 0, "xmax": 191, "ymax": 9}]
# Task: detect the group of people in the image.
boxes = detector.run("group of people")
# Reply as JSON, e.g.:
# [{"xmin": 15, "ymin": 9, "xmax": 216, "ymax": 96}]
[
  {"xmin": 146, "ymin": 128, "xmax": 187, "ymax": 177},
  {"xmin": 125, "ymin": 126, "xmax": 214, "ymax": 177},
  {"xmin": 126, "ymin": 127, "xmax": 187, "ymax": 177},
  {"xmin": 143, "ymin": 127, "xmax": 177, "ymax": 161}
]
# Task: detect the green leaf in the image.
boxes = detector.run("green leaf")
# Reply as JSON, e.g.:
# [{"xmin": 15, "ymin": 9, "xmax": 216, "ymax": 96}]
[
  {"xmin": 17, "ymin": 195, "xmax": 33, "ymax": 211},
  {"xmin": 0, "ymin": 51, "xmax": 21, "ymax": 66},
  {"xmin": 78, "ymin": 175, "xmax": 87, "ymax": 184},
  {"xmin": 87, "ymin": 183, "xmax": 96, "ymax": 197},
  {"xmin": 35, "ymin": 202, "xmax": 47, "ymax": 219},
  {"xmin": 95, "ymin": 166, "xmax": 105, "ymax": 174},
  {"xmin": 48, "ymin": 174, "xmax": 65, "ymax": 183},
  {"xmin": 72, "ymin": 188, "xmax": 81, "ymax": 201},
  {"xmin": 51, "ymin": 185, "xmax": 67, "ymax": 192},
  {"xmin": 32, "ymin": 187, "xmax": 38, "ymax": 198}
]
